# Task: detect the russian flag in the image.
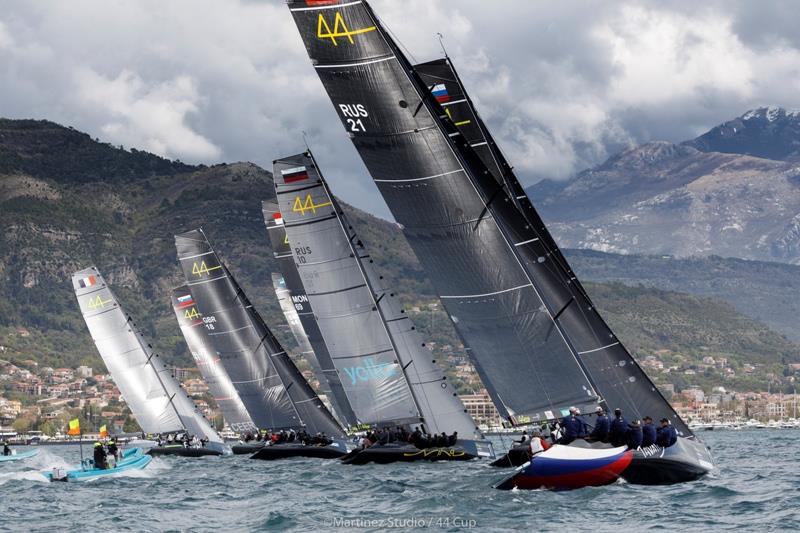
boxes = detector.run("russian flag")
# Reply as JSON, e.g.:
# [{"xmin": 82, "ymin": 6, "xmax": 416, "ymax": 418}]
[
  {"xmin": 306, "ymin": 0, "xmax": 338, "ymax": 5},
  {"xmin": 432, "ymin": 83, "xmax": 450, "ymax": 103},
  {"xmin": 78, "ymin": 276, "xmax": 96, "ymax": 288},
  {"xmin": 177, "ymin": 294, "xmax": 194, "ymax": 306},
  {"xmin": 281, "ymin": 166, "xmax": 309, "ymax": 183},
  {"xmin": 272, "ymin": 212, "xmax": 284, "ymax": 225}
]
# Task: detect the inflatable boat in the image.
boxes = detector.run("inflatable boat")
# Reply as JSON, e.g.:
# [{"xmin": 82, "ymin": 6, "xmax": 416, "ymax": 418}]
[
  {"xmin": 43, "ymin": 448, "xmax": 151, "ymax": 482},
  {"xmin": 494, "ymin": 444, "xmax": 633, "ymax": 490}
]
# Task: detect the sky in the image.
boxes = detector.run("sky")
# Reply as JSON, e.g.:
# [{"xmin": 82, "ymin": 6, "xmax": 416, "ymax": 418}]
[{"xmin": 2, "ymin": 0, "xmax": 800, "ymax": 218}]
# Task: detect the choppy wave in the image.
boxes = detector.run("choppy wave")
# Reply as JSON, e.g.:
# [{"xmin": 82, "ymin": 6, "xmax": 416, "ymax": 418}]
[{"xmin": 0, "ymin": 430, "xmax": 797, "ymax": 532}]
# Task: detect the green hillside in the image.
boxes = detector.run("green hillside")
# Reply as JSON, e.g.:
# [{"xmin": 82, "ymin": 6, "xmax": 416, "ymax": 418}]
[{"xmin": 1, "ymin": 119, "xmax": 797, "ymax": 394}]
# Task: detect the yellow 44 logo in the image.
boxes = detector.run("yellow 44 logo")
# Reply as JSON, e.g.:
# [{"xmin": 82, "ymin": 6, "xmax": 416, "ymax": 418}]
[
  {"xmin": 87, "ymin": 295, "xmax": 112, "ymax": 310},
  {"xmin": 191, "ymin": 261, "xmax": 222, "ymax": 277},
  {"xmin": 184, "ymin": 308, "xmax": 200, "ymax": 320},
  {"xmin": 316, "ymin": 12, "xmax": 375, "ymax": 46},
  {"xmin": 292, "ymin": 194, "xmax": 332, "ymax": 216}
]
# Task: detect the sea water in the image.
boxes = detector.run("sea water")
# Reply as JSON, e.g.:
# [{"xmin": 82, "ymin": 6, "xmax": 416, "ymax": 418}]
[{"xmin": 0, "ymin": 430, "xmax": 797, "ymax": 532}]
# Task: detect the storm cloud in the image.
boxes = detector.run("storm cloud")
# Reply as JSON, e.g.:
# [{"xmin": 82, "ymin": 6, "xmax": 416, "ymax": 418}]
[{"xmin": 1, "ymin": 0, "xmax": 799, "ymax": 217}]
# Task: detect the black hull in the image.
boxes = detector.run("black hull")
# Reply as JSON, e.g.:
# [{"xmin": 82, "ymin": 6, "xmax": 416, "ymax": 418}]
[
  {"xmin": 490, "ymin": 445, "xmax": 531, "ymax": 467},
  {"xmin": 249, "ymin": 443, "xmax": 346, "ymax": 461},
  {"xmin": 621, "ymin": 437, "xmax": 714, "ymax": 485},
  {"xmin": 232, "ymin": 443, "xmax": 265, "ymax": 455},
  {"xmin": 341, "ymin": 444, "xmax": 476, "ymax": 465},
  {"xmin": 147, "ymin": 446, "xmax": 222, "ymax": 457}
]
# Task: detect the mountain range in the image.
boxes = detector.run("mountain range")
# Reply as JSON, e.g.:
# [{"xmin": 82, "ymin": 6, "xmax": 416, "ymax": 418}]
[
  {"xmin": 1, "ymin": 116, "xmax": 799, "ymax": 395},
  {"xmin": 529, "ymin": 107, "xmax": 800, "ymax": 264}
]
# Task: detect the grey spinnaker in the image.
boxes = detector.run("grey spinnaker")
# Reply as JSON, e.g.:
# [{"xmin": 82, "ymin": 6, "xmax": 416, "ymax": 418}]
[
  {"xmin": 273, "ymin": 151, "xmax": 482, "ymax": 439},
  {"xmin": 264, "ymin": 203, "xmax": 359, "ymax": 427},
  {"xmin": 287, "ymin": 0, "xmax": 599, "ymax": 425},
  {"xmin": 73, "ymin": 267, "xmax": 223, "ymax": 445},
  {"xmin": 413, "ymin": 57, "xmax": 693, "ymax": 436},
  {"xmin": 170, "ymin": 286, "xmax": 257, "ymax": 433},
  {"xmin": 174, "ymin": 229, "xmax": 344, "ymax": 437}
]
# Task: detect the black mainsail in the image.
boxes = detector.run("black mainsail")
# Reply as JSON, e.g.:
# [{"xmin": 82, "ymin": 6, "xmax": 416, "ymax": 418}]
[
  {"xmin": 263, "ymin": 202, "xmax": 359, "ymax": 427},
  {"xmin": 174, "ymin": 229, "xmax": 344, "ymax": 437},
  {"xmin": 413, "ymin": 56, "xmax": 694, "ymax": 437},
  {"xmin": 170, "ymin": 286, "xmax": 257, "ymax": 433},
  {"xmin": 272, "ymin": 151, "xmax": 483, "ymax": 439},
  {"xmin": 287, "ymin": 0, "xmax": 599, "ymax": 425}
]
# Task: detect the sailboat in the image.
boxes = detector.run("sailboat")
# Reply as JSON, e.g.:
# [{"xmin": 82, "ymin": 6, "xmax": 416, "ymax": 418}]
[
  {"xmin": 173, "ymin": 229, "xmax": 350, "ymax": 460},
  {"xmin": 263, "ymin": 220, "xmax": 359, "ymax": 428},
  {"xmin": 170, "ymin": 286, "xmax": 258, "ymax": 435},
  {"xmin": 72, "ymin": 267, "xmax": 228, "ymax": 457},
  {"xmin": 269, "ymin": 150, "xmax": 494, "ymax": 464},
  {"xmin": 286, "ymin": 0, "xmax": 713, "ymax": 486}
]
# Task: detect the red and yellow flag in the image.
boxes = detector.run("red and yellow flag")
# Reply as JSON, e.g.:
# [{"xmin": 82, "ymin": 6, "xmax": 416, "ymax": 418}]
[
  {"xmin": 67, "ymin": 418, "xmax": 80, "ymax": 436},
  {"xmin": 99, "ymin": 424, "xmax": 108, "ymax": 438}
]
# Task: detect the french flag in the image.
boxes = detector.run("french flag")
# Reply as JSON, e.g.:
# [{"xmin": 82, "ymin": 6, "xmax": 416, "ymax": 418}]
[
  {"xmin": 432, "ymin": 84, "xmax": 450, "ymax": 103},
  {"xmin": 281, "ymin": 166, "xmax": 309, "ymax": 183},
  {"xmin": 78, "ymin": 276, "xmax": 96, "ymax": 289},
  {"xmin": 273, "ymin": 212, "xmax": 284, "ymax": 226}
]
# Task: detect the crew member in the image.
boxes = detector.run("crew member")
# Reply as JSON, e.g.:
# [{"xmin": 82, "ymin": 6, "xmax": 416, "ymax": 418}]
[
  {"xmin": 609, "ymin": 408, "xmax": 629, "ymax": 447},
  {"xmin": 528, "ymin": 429, "xmax": 551, "ymax": 455},
  {"xmin": 2, "ymin": 441, "xmax": 11, "ymax": 456},
  {"xmin": 516, "ymin": 431, "xmax": 529, "ymax": 445},
  {"xmin": 627, "ymin": 420, "xmax": 643, "ymax": 450},
  {"xmin": 656, "ymin": 418, "xmax": 678, "ymax": 447},
  {"xmin": 558, "ymin": 407, "xmax": 582, "ymax": 444},
  {"xmin": 589, "ymin": 407, "xmax": 610, "ymax": 442},
  {"xmin": 93, "ymin": 442, "xmax": 107, "ymax": 469},
  {"xmin": 641, "ymin": 417, "xmax": 657, "ymax": 447},
  {"xmin": 107, "ymin": 439, "xmax": 119, "ymax": 462}
]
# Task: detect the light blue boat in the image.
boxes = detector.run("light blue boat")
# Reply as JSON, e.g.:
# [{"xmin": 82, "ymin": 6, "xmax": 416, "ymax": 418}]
[
  {"xmin": 42, "ymin": 447, "xmax": 151, "ymax": 482},
  {"xmin": 0, "ymin": 448, "xmax": 39, "ymax": 463}
]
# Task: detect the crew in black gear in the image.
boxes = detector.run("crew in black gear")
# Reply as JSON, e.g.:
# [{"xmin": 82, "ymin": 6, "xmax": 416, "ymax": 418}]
[{"xmin": 93, "ymin": 442, "xmax": 107, "ymax": 469}]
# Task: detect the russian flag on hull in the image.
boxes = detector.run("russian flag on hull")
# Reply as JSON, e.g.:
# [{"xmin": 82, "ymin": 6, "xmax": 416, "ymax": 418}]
[{"xmin": 494, "ymin": 444, "xmax": 633, "ymax": 490}]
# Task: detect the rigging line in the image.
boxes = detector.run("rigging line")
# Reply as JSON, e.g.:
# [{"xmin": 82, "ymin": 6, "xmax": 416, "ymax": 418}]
[{"xmin": 377, "ymin": 12, "xmax": 417, "ymax": 65}]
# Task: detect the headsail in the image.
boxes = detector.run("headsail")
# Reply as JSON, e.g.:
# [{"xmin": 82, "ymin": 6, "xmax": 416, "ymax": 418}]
[
  {"xmin": 264, "ymin": 202, "xmax": 359, "ymax": 427},
  {"xmin": 174, "ymin": 229, "xmax": 344, "ymax": 437},
  {"xmin": 415, "ymin": 57, "xmax": 693, "ymax": 436},
  {"xmin": 287, "ymin": 0, "xmax": 600, "ymax": 425},
  {"xmin": 170, "ymin": 286, "xmax": 257, "ymax": 433},
  {"xmin": 273, "ymin": 151, "xmax": 481, "ymax": 438},
  {"xmin": 73, "ymin": 267, "xmax": 223, "ymax": 445}
]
